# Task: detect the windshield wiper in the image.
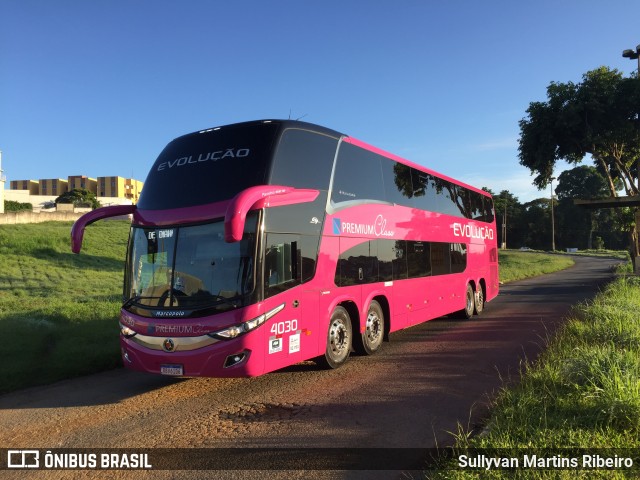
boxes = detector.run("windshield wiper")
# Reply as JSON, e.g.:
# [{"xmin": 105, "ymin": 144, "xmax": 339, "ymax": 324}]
[
  {"xmin": 215, "ymin": 295, "xmax": 242, "ymax": 307},
  {"xmin": 122, "ymin": 295, "xmax": 161, "ymax": 309}
]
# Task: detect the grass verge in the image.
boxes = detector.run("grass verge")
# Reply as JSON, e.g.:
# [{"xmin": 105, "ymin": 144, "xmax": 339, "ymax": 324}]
[
  {"xmin": 498, "ymin": 250, "xmax": 575, "ymax": 283},
  {"xmin": 0, "ymin": 221, "xmax": 129, "ymax": 393},
  {"xmin": 434, "ymin": 275, "xmax": 640, "ymax": 479}
]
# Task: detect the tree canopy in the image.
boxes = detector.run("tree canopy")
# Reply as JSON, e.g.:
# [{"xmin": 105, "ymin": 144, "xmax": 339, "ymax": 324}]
[
  {"xmin": 55, "ymin": 188, "xmax": 100, "ymax": 209},
  {"xmin": 555, "ymin": 165, "xmax": 610, "ymax": 201},
  {"xmin": 482, "ymin": 170, "xmax": 628, "ymax": 251},
  {"xmin": 518, "ymin": 66, "xmax": 640, "ymax": 197}
]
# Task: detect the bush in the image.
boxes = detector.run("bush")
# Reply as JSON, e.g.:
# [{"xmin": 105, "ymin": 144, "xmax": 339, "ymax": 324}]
[{"xmin": 4, "ymin": 200, "xmax": 33, "ymax": 212}]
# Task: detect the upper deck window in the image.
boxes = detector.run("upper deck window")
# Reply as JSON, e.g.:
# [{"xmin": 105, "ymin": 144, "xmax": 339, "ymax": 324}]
[
  {"xmin": 330, "ymin": 142, "xmax": 386, "ymax": 207},
  {"xmin": 137, "ymin": 122, "xmax": 279, "ymax": 210},
  {"xmin": 330, "ymin": 140, "xmax": 494, "ymax": 222},
  {"xmin": 269, "ymin": 128, "xmax": 338, "ymax": 190}
]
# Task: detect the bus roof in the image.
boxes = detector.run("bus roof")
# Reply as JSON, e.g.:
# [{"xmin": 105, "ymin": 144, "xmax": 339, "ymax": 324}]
[{"xmin": 137, "ymin": 119, "xmax": 491, "ymax": 213}]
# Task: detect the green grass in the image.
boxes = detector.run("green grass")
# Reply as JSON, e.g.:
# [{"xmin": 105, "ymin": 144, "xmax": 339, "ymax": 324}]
[
  {"xmin": 560, "ymin": 249, "xmax": 629, "ymax": 260},
  {"xmin": 0, "ymin": 226, "xmax": 577, "ymax": 394},
  {"xmin": 498, "ymin": 250, "xmax": 575, "ymax": 283},
  {"xmin": 0, "ymin": 221, "xmax": 130, "ymax": 393},
  {"xmin": 434, "ymin": 276, "xmax": 640, "ymax": 479}
]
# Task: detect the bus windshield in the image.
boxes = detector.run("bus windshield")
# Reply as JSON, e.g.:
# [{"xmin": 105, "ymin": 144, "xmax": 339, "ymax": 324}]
[{"xmin": 124, "ymin": 213, "xmax": 258, "ymax": 314}]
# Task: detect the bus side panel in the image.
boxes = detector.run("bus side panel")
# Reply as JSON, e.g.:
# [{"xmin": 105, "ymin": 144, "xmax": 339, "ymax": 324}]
[
  {"xmin": 424, "ymin": 273, "xmax": 464, "ymax": 325},
  {"xmin": 260, "ymin": 289, "xmax": 319, "ymax": 374},
  {"xmin": 390, "ymin": 279, "xmax": 410, "ymax": 332},
  {"xmin": 487, "ymin": 246, "xmax": 500, "ymax": 302},
  {"xmin": 467, "ymin": 238, "xmax": 499, "ymax": 304},
  {"xmin": 404, "ymin": 276, "xmax": 430, "ymax": 326},
  {"xmin": 315, "ymin": 236, "xmax": 360, "ymax": 356}
]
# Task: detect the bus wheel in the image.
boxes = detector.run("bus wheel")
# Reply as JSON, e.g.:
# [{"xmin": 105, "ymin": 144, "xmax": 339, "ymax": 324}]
[
  {"xmin": 320, "ymin": 306, "xmax": 352, "ymax": 369},
  {"xmin": 474, "ymin": 286, "xmax": 484, "ymax": 316},
  {"xmin": 456, "ymin": 284, "xmax": 475, "ymax": 319},
  {"xmin": 355, "ymin": 300, "xmax": 384, "ymax": 355}
]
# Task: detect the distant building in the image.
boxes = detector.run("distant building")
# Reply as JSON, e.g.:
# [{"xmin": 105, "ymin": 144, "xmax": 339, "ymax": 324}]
[
  {"xmin": 39, "ymin": 178, "xmax": 69, "ymax": 197},
  {"xmin": 6, "ymin": 173, "xmax": 144, "ymax": 207},
  {"xmin": 10, "ymin": 180, "xmax": 39, "ymax": 194},
  {"xmin": 124, "ymin": 178, "xmax": 144, "ymax": 203},
  {"xmin": 68, "ymin": 175, "xmax": 97, "ymax": 194},
  {"xmin": 98, "ymin": 176, "xmax": 143, "ymax": 203}
]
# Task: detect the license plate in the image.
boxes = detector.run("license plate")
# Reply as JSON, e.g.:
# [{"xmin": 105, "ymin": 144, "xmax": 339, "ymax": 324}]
[{"xmin": 160, "ymin": 364, "xmax": 183, "ymax": 376}]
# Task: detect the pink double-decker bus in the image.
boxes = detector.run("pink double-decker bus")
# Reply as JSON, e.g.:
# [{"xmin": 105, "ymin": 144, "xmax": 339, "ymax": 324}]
[{"xmin": 71, "ymin": 120, "xmax": 498, "ymax": 377}]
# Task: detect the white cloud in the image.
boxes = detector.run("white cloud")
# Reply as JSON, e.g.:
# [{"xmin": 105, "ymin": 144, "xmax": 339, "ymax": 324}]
[{"xmin": 472, "ymin": 137, "xmax": 519, "ymax": 152}]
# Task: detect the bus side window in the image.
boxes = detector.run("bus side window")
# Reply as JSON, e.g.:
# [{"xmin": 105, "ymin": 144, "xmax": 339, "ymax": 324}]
[
  {"xmin": 264, "ymin": 233, "xmax": 319, "ymax": 297},
  {"xmin": 431, "ymin": 242, "xmax": 451, "ymax": 276},
  {"xmin": 381, "ymin": 159, "xmax": 414, "ymax": 206},
  {"xmin": 450, "ymin": 243, "xmax": 467, "ymax": 273},
  {"xmin": 483, "ymin": 197, "xmax": 495, "ymax": 223},
  {"xmin": 331, "ymin": 142, "xmax": 386, "ymax": 206},
  {"xmin": 407, "ymin": 241, "xmax": 431, "ymax": 277},
  {"xmin": 335, "ymin": 240, "xmax": 378, "ymax": 286},
  {"xmin": 435, "ymin": 179, "xmax": 461, "ymax": 218},
  {"xmin": 470, "ymin": 191, "xmax": 485, "ymax": 221},
  {"xmin": 375, "ymin": 239, "xmax": 395, "ymax": 282},
  {"xmin": 264, "ymin": 235, "xmax": 297, "ymax": 296},
  {"xmin": 270, "ymin": 128, "xmax": 337, "ymax": 190},
  {"xmin": 392, "ymin": 240, "xmax": 408, "ymax": 280},
  {"xmin": 411, "ymin": 170, "xmax": 439, "ymax": 212}
]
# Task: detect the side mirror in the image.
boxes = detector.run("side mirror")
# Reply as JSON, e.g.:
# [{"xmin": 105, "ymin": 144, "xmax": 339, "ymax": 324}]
[
  {"xmin": 224, "ymin": 185, "xmax": 319, "ymax": 242},
  {"xmin": 71, "ymin": 204, "xmax": 136, "ymax": 253}
]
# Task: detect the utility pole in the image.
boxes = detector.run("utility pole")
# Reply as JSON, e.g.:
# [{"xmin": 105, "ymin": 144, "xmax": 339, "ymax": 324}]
[
  {"xmin": 622, "ymin": 45, "xmax": 640, "ymax": 190},
  {"xmin": 550, "ymin": 177, "xmax": 556, "ymax": 251},
  {"xmin": 501, "ymin": 200, "xmax": 507, "ymax": 249},
  {"xmin": 0, "ymin": 151, "xmax": 4, "ymax": 214},
  {"xmin": 622, "ymin": 44, "xmax": 640, "ymax": 272}
]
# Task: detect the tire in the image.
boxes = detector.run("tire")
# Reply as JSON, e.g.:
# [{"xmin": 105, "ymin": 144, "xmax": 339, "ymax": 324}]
[
  {"xmin": 474, "ymin": 285, "xmax": 485, "ymax": 316},
  {"xmin": 318, "ymin": 306, "xmax": 352, "ymax": 369},
  {"xmin": 456, "ymin": 283, "xmax": 475, "ymax": 319},
  {"xmin": 354, "ymin": 300, "xmax": 385, "ymax": 355}
]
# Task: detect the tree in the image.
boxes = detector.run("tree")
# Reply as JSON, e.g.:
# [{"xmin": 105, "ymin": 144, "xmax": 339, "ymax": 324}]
[
  {"xmin": 555, "ymin": 165, "xmax": 610, "ymax": 201},
  {"xmin": 554, "ymin": 166, "xmax": 610, "ymax": 249},
  {"xmin": 518, "ymin": 66, "xmax": 640, "ymax": 196},
  {"xmin": 485, "ymin": 189, "xmax": 524, "ymax": 248},
  {"xmin": 519, "ymin": 67, "xmax": 640, "ymax": 266},
  {"xmin": 520, "ymin": 198, "xmax": 551, "ymax": 250},
  {"xmin": 55, "ymin": 189, "xmax": 100, "ymax": 209}
]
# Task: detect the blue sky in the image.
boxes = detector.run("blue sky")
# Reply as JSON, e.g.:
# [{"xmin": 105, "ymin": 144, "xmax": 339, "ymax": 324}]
[{"xmin": 1, "ymin": 0, "xmax": 639, "ymax": 202}]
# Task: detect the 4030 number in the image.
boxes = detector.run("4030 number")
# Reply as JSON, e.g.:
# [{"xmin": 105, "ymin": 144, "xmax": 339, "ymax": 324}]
[{"xmin": 270, "ymin": 319, "xmax": 298, "ymax": 336}]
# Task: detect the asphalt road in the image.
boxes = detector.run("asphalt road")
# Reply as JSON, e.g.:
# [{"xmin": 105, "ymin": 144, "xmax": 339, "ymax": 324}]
[{"xmin": 0, "ymin": 255, "xmax": 622, "ymax": 480}]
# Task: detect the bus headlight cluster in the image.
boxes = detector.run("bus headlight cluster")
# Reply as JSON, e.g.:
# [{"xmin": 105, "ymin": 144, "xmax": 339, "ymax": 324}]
[
  {"xmin": 210, "ymin": 317, "xmax": 264, "ymax": 340},
  {"xmin": 120, "ymin": 324, "xmax": 137, "ymax": 338},
  {"xmin": 209, "ymin": 303, "xmax": 285, "ymax": 340}
]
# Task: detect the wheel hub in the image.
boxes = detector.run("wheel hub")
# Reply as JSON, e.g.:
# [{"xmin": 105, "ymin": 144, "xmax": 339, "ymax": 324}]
[
  {"xmin": 366, "ymin": 312, "xmax": 382, "ymax": 342},
  {"xmin": 330, "ymin": 320, "xmax": 349, "ymax": 354}
]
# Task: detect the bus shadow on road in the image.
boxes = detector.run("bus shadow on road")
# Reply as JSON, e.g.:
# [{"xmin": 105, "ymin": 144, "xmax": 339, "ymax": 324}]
[{"xmin": 0, "ymin": 369, "xmax": 187, "ymax": 409}]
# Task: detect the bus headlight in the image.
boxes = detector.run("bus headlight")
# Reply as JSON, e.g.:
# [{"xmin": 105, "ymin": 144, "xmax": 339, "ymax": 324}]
[
  {"xmin": 120, "ymin": 324, "xmax": 137, "ymax": 338},
  {"xmin": 209, "ymin": 303, "xmax": 285, "ymax": 340}
]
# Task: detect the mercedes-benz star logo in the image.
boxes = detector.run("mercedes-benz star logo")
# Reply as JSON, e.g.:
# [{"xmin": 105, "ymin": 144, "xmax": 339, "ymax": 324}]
[{"xmin": 163, "ymin": 338, "xmax": 175, "ymax": 352}]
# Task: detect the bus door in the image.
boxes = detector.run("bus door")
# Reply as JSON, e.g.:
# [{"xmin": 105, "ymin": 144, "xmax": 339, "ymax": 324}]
[{"xmin": 263, "ymin": 234, "xmax": 320, "ymax": 370}]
